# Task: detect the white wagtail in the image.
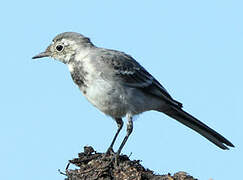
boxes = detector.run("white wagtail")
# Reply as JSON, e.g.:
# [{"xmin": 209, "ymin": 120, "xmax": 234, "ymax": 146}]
[{"xmin": 33, "ymin": 32, "xmax": 234, "ymax": 161}]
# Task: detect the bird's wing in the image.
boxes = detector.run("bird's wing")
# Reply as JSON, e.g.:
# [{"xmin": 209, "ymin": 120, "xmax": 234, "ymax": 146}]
[{"xmin": 99, "ymin": 49, "xmax": 182, "ymax": 108}]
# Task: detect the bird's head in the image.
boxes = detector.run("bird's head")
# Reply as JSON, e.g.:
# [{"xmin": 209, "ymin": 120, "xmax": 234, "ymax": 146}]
[{"xmin": 32, "ymin": 32, "xmax": 94, "ymax": 64}]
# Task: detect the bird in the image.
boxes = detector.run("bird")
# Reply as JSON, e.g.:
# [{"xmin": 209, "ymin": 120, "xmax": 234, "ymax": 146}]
[{"xmin": 33, "ymin": 32, "xmax": 234, "ymax": 162}]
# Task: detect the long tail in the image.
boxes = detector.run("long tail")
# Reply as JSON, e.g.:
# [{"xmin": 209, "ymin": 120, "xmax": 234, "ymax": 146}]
[{"xmin": 161, "ymin": 105, "xmax": 234, "ymax": 149}]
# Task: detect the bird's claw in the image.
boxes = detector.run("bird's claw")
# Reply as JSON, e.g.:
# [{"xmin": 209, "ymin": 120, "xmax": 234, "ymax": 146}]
[{"xmin": 105, "ymin": 147, "xmax": 115, "ymax": 156}]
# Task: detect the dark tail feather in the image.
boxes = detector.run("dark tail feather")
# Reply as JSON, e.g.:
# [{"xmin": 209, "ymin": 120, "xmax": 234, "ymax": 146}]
[{"xmin": 161, "ymin": 106, "xmax": 234, "ymax": 149}]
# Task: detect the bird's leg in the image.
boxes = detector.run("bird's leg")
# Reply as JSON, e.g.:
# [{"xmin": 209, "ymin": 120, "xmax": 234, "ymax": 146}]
[
  {"xmin": 115, "ymin": 116, "xmax": 133, "ymax": 165},
  {"xmin": 105, "ymin": 118, "xmax": 123, "ymax": 155}
]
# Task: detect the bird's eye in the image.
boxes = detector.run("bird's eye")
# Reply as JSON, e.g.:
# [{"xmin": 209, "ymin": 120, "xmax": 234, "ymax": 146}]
[{"xmin": 55, "ymin": 45, "xmax": 64, "ymax": 52}]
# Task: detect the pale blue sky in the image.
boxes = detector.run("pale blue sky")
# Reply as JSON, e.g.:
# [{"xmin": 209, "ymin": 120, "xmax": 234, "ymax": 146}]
[{"xmin": 1, "ymin": 1, "xmax": 242, "ymax": 179}]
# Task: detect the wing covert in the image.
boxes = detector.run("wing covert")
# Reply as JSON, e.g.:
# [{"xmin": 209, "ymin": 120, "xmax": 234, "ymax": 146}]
[{"xmin": 97, "ymin": 49, "xmax": 182, "ymax": 107}]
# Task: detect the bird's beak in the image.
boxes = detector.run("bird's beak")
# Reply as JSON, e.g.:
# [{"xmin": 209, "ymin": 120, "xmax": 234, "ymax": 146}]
[{"xmin": 32, "ymin": 51, "xmax": 51, "ymax": 59}]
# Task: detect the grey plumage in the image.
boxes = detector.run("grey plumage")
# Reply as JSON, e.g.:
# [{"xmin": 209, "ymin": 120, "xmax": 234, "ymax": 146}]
[{"xmin": 33, "ymin": 32, "xmax": 234, "ymax": 160}]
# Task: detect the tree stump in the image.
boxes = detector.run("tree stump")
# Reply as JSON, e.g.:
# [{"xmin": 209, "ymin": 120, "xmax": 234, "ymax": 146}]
[{"xmin": 62, "ymin": 146, "xmax": 197, "ymax": 180}]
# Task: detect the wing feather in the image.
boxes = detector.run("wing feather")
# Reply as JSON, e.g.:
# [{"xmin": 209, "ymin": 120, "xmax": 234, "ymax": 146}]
[{"xmin": 98, "ymin": 49, "xmax": 182, "ymax": 107}]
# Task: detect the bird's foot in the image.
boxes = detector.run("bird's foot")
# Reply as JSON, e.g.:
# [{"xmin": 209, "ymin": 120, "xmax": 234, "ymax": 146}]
[
  {"xmin": 102, "ymin": 148, "xmax": 122, "ymax": 168},
  {"xmin": 102, "ymin": 151, "xmax": 120, "ymax": 168},
  {"xmin": 105, "ymin": 147, "xmax": 115, "ymax": 156},
  {"xmin": 100, "ymin": 148, "xmax": 115, "ymax": 162},
  {"xmin": 114, "ymin": 154, "xmax": 119, "ymax": 167}
]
